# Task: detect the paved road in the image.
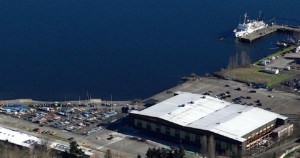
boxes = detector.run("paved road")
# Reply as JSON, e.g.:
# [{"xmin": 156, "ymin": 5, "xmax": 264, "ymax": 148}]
[{"xmin": 251, "ymin": 139, "xmax": 300, "ymax": 158}]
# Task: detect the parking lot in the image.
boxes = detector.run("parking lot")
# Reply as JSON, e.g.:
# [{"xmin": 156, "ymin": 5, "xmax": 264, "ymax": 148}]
[
  {"xmin": 0, "ymin": 102, "xmax": 130, "ymax": 136},
  {"xmin": 0, "ymin": 77, "xmax": 299, "ymax": 157},
  {"xmin": 144, "ymin": 77, "xmax": 300, "ymax": 115},
  {"xmin": 0, "ymin": 101, "xmax": 161, "ymax": 157}
]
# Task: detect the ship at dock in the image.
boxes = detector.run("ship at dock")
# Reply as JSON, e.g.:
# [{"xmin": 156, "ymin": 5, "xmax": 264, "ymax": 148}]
[{"xmin": 233, "ymin": 12, "xmax": 267, "ymax": 38}]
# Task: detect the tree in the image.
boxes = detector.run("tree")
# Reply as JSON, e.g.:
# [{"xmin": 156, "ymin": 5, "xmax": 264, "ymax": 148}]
[
  {"xmin": 33, "ymin": 135, "xmax": 53, "ymax": 158},
  {"xmin": 273, "ymin": 152, "xmax": 277, "ymax": 158},
  {"xmin": 161, "ymin": 149, "xmax": 168, "ymax": 158},
  {"xmin": 173, "ymin": 148, "xmax": 179, "ymax": 158},
  {"xmin": 178, "ymin": 145, "xmax": 185, "ymax": 158},
  {"xmin": 201, "ymin": 135, "xmax": 207, "ymax": 157},
  {"xmin": 105, "ymin": 149, "xmax": 112, "ymax": 158},
  {"xmin": 146, "ymin": 147, "xmax": 185, "ymax": 158},
  {"xmin": 208, "ymin": 134, "xmax": 215, "ymax": 158},
  {"xmin": 167, "ymin": 149, "xmax": 174, "ymax": 158},
  {"xmin": 65, "ymin": 141, "xmax": 84, "ymax": 158},
  {"xmin": 231, "ymin": 145, "xmax": 239, "ymax": 158},
  {"xmin": 240, "ymin": 51, "xmax": 251, "ymax": 67},
  {"xmin": 146, "ymin": 147, "xmax": 153, "ymax": 158},
  {"xmin": 137, "ymin": 153, "xmax": 142, "ymax": 158}
]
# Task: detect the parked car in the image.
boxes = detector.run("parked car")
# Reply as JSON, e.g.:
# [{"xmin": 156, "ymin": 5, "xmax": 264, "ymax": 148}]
[
  {"xmin": 68, "ymin": 137, "xmax": 75, "ymax": 141},
  {"xmin": 257, "ymin": 103, "xmax": 263, "ymax": 106},
  {"xmin": 265, "ymin": 107, "xmax": 272, "ymax": 111},
  {"xmin": 33, "ymin": 128, "xmax": 42, "ymax": 132}
]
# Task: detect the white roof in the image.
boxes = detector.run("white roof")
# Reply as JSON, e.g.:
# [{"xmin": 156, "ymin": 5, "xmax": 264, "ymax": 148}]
[
  {"xmin": 0, "ymin": 126, "xmax": 41, "ymax": 147},
  {"xmin": 0, "ymin": 126, "xmax": 94, "ymax": 156},
  {"xmin": 131, "ymin": 92, "xmax": 287, "ymax": 142}
]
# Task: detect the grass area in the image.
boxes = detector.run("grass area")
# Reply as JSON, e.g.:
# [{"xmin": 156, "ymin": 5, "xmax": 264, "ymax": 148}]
[
  {"xmin": 49, "ymin": 135, "xmax": 72, "ymax": 143},
  {"xmin": 223, "ymin": 66, "xmax": 294, "ymax": 86},
  {"xmin": 267, "ymin": 73, "xmax": 294, "ymax": 87},
  {"xmin": 253, "ymin": 45, "xmax": 297, "ymax": 65},
  {"xmin": 28, "ymin": 129, "xmax": 72, "ymax": 143}
]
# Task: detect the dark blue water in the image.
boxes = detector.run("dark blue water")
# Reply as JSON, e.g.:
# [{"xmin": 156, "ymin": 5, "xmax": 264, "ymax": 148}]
[{"xmin": 0, "ymin": 0, "xmax": 300, "ymax": 101}]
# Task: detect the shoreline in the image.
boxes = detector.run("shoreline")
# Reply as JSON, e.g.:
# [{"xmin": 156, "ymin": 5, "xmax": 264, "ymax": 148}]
[
  {"xmin": 1, "ymin": 45, "xmax": 299, "ymax": 105},
  {"xmin": 0, "ymin": 98, "xmax": 132, "ymax": 105}
]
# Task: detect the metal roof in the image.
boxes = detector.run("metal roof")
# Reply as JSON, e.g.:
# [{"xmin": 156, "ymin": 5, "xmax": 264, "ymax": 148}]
[
  {"xmin": 0, "ymin": 126, "xmax": 94, "ymax": 156},
  {"xmin": 131, "ymin": 92, "xmax": 287, "ymax": 142}
]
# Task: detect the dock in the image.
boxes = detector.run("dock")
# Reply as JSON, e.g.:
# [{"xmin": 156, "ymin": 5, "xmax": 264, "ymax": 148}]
[{"xmin": 240, "ymin": 24, "xmax": 300, "ymax": 42}]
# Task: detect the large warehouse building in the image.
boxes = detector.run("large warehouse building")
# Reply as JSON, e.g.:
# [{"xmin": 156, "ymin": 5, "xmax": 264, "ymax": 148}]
[{"xmin": 129, "ymin": 92, "xmax": 291, "ymax": 154}]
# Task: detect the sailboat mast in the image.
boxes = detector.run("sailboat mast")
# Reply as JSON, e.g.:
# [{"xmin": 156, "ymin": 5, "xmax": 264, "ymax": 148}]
[
  {"xmin": 110, "ymin": 94, "xmax": 112, "ymax": 112},
  {"xmin": 243, "ymin": 12, "xmax": 247, "ymax": 25}
]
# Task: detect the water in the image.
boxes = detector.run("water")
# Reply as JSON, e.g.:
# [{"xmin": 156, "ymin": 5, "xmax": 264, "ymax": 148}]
[{"xmin": 0, "ymin": 0, "xmax": 300, "ymax": 101}]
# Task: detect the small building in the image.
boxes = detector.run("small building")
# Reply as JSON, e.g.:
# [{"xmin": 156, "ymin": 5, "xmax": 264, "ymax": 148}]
[
  {"xmin": 265, "ymin": 68, "xmax": 279, "ymax": 74},
  {"xmin": 260, "ymin": 60, "xmax": 267, "ymax": 66},
  {"xmin": 272, "ymin": 124, "xmax": 294, "ymax": 141},
  {"xmin": 0, "ymin": 126, "xmax": 95, "ymax": 158},
  {"xmin": 296, "ymin": 46, "xmax": 300, "ymax": 53},
  {"xmin": 284, "ymin": 66, "xmax": 291, "ymax": 71}
]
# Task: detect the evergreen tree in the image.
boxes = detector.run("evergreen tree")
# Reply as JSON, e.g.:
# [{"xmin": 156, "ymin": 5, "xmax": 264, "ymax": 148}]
[
  {"xmin": 161, "ymin": 149, "xmax": 168, "ymax": 158},
  {"xmin": 155, "ymin": 148, "xmax": 161, "ymax": 158},
  {"xmin": 201, "ymin": 135, "xmax": 207, "ymax": 157},
  {"xmin": 105, "ymin": 149, "xmax": 112, "ymax": 158},
  {"xmin": 65, "ymin": 141, "xmax": 84, "ymax": 158},
  {"xmin": 273, "ymin": 152, "xmax": 277, "ymax": 158},
  {"xmin": 179, "ymin": 145, "xmax": 185, "ymax": 158},
  {"xmin": 137, "ymin": 153, "xmax": 142, "ymax": 158},
  {"xmin": 173, "ymin": 148, "xmax": 179, "ymax": 158},
  {"xmin": 167, "ymin": 150, "xmax": 174, "ymax": 158},
  {"xmin": 208, "ymin": 134, "xmax": 215, "ymax": 158},
  {"xmin": 146, "ymin": 147, "xmax": 153, "ymax": 158},
  {"xmin": 231, "ymin": 145, "xmax": 239, "ymax": 158}
]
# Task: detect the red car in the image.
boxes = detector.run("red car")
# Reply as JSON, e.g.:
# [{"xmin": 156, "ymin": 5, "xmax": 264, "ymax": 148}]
[{"xmin": 33, "ymin": 128, "xmax": 42, "ymax": 132}]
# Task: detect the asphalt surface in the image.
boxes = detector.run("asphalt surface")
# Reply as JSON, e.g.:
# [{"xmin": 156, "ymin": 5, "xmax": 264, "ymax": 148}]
[
  {"xmin": 143, "ymin": 77, "xmax": 300, "ymax": 114},
  {"xmin": 1, "ymin": 77, "xmax": 300, "ymax": 157}
]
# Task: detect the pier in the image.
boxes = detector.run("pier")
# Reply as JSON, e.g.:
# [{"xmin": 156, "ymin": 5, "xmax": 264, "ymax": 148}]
[{"xmin": 240, "ymin": 24, "xmax": 300, "ymax": 42}]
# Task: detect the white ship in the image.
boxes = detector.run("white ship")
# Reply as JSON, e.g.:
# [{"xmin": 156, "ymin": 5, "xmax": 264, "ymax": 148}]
[{"xmin": 233, "ymin": 12, "xmax": 267, "ymax": 38}]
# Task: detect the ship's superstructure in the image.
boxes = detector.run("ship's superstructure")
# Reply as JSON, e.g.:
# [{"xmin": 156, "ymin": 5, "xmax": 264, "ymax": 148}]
[{"xmin": 234, "ymin": 12, "xmax": 267, "ymax": 38}]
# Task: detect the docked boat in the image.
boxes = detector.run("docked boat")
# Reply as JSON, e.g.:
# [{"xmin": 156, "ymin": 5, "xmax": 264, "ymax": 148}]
[
  {"xmin": 233, "ymin": 12, "xmax": 267, "ymax": 38},
  {"xmin": 276, "ymin": 41, "xmax": 288, "ymax": 47}
]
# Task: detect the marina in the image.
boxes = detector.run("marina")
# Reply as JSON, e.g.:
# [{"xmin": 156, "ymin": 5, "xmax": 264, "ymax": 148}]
[{"xmin": 239, "ymin": 24, "xmax": 300, "ymax": 43}]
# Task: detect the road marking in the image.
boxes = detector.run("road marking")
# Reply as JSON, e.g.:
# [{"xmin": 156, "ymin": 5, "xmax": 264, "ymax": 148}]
[{"xmin": 105, "ymin": 137, "xmax": 123, "ymax": 146}]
